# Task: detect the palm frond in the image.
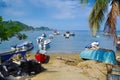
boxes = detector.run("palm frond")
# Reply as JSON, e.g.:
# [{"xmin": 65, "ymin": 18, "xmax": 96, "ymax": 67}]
[
  {"xmin": 89, "ymin": 0, "xmax": 110, "ymax": 37},
  {"xmin": 104, "ymin": 0, "xmax": 120, "ymax": 43}
]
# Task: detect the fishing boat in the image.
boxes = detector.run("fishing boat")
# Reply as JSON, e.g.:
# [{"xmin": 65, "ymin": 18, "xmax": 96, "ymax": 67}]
[
  {"xmin": 0, "ymin": 50, "xmax": 27, "ymax": 62},
  {"xmin": 63, "ymin": 31, "xmax": 75, "ymax": 38},
  {"xmin": 38, "ymin": 39, "xmax": 51, "ymax": 50},
  {"xmin": 11, "ymin": 41, "xmax": 34, "ymax": 52}
]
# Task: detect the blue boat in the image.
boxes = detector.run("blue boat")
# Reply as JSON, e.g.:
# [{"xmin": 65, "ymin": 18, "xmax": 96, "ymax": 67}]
[
  {"xmin": 11, "ymin": 41, "xmax": 34, "ymax": 52},
  {"xmin": 80, "ymin": 48, "xmax": 117, "ymax": 65},
  {"xmin": 0, "ymin": 50, "xmax": 27, "ymax": 62}
]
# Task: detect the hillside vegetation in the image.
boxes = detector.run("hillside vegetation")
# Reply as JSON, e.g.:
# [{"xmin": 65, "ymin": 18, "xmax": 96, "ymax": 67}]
[{"xmin": 3, "ymin": 21, "xmax": 52, "ymax": 31}]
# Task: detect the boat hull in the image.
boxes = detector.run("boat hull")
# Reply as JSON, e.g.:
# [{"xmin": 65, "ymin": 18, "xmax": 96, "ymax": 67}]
[
  {"xmin": 11, "ymin": 42, "xmax": 34, "ymax": 52},
  {"xmin": 0, "ymin": 51, "xmax": 27, "ymax": 62},
  {"xmin": 38, "ymin": 39, "xmax": 51, "ymax": 50},
  {"xmin": 80, "ymin": 48, "xmax": 117, "ymax": 65}
]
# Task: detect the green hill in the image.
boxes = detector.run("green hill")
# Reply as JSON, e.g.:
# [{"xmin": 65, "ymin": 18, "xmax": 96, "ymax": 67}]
[
  {"xmin": 34, "ymin": 26, "xmax": 53, "ymax": 31},
  {"xmin": 3, "ymin": 21, "xmax": 52, "ymax": 31},
  {"xmin": 3, "ymin": 21, "xmax": 34, "ymax": 31}
]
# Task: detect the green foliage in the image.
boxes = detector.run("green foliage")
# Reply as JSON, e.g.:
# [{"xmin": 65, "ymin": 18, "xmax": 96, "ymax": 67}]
[
  {"xmin": 89, "ymin": 0, "xmax": 110, "ymax": 37},
  {"xmin": 16, "ymin": 33, "xmax": 27, "ymax": 40},
  {"xmin": 0, "ymin": 16, "xmax": 53, "ymax": 43},
  {"xmin": 0, "ymin": 16, "xmax": 28, "ymax": 43},
  {"xmin": 2, "ymin": 21, "xmax": 34, "ymax": 31},
  {"xmin": 80, "ymin": 0, "xmax": 88, "ymax": 4},
  {"xmin": 34, "ymin": 26, "xmax": 52, "ymax": 31}
]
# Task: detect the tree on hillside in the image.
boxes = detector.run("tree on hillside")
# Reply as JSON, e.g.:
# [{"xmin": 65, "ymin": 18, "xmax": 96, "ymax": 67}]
[
  {"xmin": 0, "ymin": 16, "xmax": 27, "ymax": 44},
  {"xmin": 89, "ymin": 0, "xmax": 120, "ymax": 43}
]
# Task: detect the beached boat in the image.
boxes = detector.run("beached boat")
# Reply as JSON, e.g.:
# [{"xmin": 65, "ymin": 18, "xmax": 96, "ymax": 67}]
[
  {"xmin": 11, "ymin": 41, "xmax": 34, "ymax": 52},
  {"xmin": 0, "ymin": 50, "xmax": 27, "ymax": 62},
  {"xmin": 80, "ymin": 48, "xmax": 117, "ymax": 65}
]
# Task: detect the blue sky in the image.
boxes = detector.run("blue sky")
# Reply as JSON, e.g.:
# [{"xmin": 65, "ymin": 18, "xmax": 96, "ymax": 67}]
[
  {"xmin": 1, "ymin": 0, "xmax": 119, "ymax": 30},
  {"xmin": 0, "ymin": 0, "xmax": 95, "ymax": 30}
]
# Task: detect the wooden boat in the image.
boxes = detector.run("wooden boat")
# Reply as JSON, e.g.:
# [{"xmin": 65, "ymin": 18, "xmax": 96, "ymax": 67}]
[{"xmin": 11, "ymin": 41, "xmax": 34, "ymax": 52}]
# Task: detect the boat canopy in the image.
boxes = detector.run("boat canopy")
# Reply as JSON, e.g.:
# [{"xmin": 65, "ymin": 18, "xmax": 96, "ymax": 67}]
[{"xmin": 80, "ymin": 48, "xmax": 117, "ymax": 65}]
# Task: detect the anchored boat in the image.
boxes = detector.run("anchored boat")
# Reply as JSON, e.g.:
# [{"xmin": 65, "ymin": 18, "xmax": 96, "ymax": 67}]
[{"xmin": 11, "ymin": 41, "xmax": 34, "ymax": 52}]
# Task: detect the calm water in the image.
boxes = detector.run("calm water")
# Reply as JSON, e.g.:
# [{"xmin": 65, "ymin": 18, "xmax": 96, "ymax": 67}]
[{"xmin": 0, "ymin": 30, "xmax": 119, "ymax": 53}]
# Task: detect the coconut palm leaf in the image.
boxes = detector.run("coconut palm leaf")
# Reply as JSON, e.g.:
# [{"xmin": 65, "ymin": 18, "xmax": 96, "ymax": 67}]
[
  {"xmin": 104, "ymin": 0, "xmax": 120, "ymax": 43},
  {"xmin": 89, "ymin": 0, "xmax": 120, "ymax": 44},
  {"xmin": 89, "ymin": 0, "xmax": 110, "ymax": 37}
]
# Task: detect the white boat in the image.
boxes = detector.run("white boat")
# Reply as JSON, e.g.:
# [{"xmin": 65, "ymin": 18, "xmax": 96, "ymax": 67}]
[
  {"xmin": 11, "ymin": 41, "xmax": 34, "ymax": 52},
  {"xmin": 38, "ymin": 39, "xmax": 51, "ymax": 50},
  {"xmin": 63, "ymin": 31, "xmax": 75, "ymax": 38},
  {"xmin": 53, "ymin": 30, "xmax": 60, "ymax": 35}
]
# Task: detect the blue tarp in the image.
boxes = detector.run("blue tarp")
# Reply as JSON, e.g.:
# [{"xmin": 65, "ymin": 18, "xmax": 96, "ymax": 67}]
[{"xmin": 80, "ymin": 48, "xmax": 117, "ymax": 65}]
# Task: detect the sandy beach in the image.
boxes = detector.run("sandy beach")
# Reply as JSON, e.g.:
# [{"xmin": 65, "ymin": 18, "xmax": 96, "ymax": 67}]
[{"xmin": 24, "ymin": 52, "xmax": 120, "ymax": 80}]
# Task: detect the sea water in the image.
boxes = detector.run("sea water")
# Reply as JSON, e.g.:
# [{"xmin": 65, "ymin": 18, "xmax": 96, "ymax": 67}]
[
  {"xmin": 0, "ymin": 30, "xmax": 119, "ymax": 53},
  {"xmin": 0, "ymin": 30, "xmax": 120, "ymax": 80}
]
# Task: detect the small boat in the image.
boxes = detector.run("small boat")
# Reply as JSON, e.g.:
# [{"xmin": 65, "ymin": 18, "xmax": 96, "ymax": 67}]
[
  {"xmin": 49, "ymin": 34, "xmax": 54, "ymax": 39},
  {"xmin": 63, "ymin": 31, "xmax": 70, "ymax": 38},
  {"xmin": 63, "ymin": 31, "xmax": 75, "ymax": 38},
  {"xmin": 70, "ymin": 33, "xmax": 75, "ymax": 36},
  {"xmin": 53, "ymin": 30, "xmax": 60, "ymax": 35},
  {"xmin": 41, "ymin": 33, "xmax": 47, "ymax": 37},
  {"xmin": 43, "ymin": 39, "xmax": 51, "ymax": 49},
  {"xmin": 103, "ymin": 32, "xmax": 111, "ymax": 36},
  {"xmin": 11, "ymin": 41, "xmax": 34, "ymax": 52},
  {"xmin": 38, "ymin": 39, "xmax": 51, "ymax": 50},
  {"xmin": 116, "ymin": 35, "xmax": 120, "ymax": 50},
  {"xmin": 80, "ymin": 48, "xmax": 117, "ymax": 65},
  {"xmin": 0, "ymin": 50, "xmax": 27, "ymax": 62}
]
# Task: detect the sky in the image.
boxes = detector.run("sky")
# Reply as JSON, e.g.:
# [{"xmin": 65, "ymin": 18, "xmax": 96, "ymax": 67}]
[{"xmin": 0, "ymin": 0, "xmax": 117, "ymax": 30}]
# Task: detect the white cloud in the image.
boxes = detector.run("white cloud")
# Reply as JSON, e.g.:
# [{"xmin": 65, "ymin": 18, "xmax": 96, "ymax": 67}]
[
  {"xmin": 4, "ymin": 8, "xmax": 25, "ymax": 16},
  {"xmin": 2, "ymin": 0, "xmax": 91, "ymax": 19},
  {"xmin": 43, "ymin": 0, "xmax": 82, "ymax": 19},
  {"xmin": 28, "ymin": 0, "xmax": 84, "ymax": 19},
  {"xmin": 1, "ymin": 0, "xmax": 93, "ymax": 30},
  {"xmin": 2, "ymin": 0, "xmax": 27, "ymax": 16}
]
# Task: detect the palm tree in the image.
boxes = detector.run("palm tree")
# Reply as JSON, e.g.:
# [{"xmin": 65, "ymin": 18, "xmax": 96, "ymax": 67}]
[{"xmin": 89, "ymin": 0, "xmax": 120, "ymax": 43}]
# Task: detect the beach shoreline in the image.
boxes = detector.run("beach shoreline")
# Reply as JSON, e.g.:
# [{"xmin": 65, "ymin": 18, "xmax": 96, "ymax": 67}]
[{"xmin": 24, "ymin": 52, "xmax": 120, "ymax": 80}]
